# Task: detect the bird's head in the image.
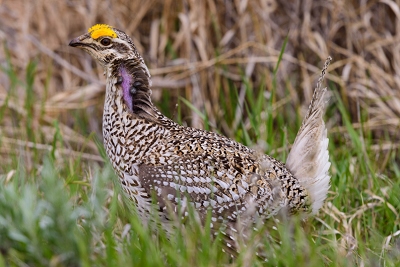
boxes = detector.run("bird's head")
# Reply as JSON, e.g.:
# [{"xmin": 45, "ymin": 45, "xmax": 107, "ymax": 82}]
[
  {"xmin": 69, "ymin": 24, "xmax": 156, "ymax": 118},
  {"xmin": 69, "ymin": 24, "xmax": 150, "ymax": 79}
]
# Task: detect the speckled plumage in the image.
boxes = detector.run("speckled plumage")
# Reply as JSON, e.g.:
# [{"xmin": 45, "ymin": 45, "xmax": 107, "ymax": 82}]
[{"xmin": 70, "ymin": 24, "xmax": 331, "ymax": 248}]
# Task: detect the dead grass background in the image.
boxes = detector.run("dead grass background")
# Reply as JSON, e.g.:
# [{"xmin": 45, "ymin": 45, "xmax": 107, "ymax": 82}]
[{"xmin": 0, "ymin": 0, "xmax": 399, "ymax": 165}]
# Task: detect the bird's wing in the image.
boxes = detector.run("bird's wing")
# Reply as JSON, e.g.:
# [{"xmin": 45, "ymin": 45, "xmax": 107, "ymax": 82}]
[
  {"xmin": 137, "ymin": 150, "xmax": 284, "ymax": 224},
  {"xmin": 138, "ymin": 154, "xmax": 247, "ymax": 223},
  {"xmin": 286, "ymin": 56, "xmax": 332, "ymax": 214}
]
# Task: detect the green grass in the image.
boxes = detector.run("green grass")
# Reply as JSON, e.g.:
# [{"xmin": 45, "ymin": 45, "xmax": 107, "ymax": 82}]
[{"xmin": 0, "ymin": 58, "xmax": 399, "ymax": 267}]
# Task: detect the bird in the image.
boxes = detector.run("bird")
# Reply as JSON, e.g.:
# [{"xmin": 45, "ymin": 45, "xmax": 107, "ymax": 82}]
[{"xmin": 69, "ymin": 24, "xmax": 331, "ymax": 249}]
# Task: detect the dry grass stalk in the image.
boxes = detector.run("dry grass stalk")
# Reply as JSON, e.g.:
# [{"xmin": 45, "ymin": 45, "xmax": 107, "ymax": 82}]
[{"xmin": 0, "ymin": 1, "xmax": 398, "ymax": 166}]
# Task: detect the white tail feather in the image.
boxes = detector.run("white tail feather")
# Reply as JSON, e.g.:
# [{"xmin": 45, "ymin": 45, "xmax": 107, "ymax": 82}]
[{"xmin": 286, "ymin": 57, "xmax": 332, "ymax": 214}]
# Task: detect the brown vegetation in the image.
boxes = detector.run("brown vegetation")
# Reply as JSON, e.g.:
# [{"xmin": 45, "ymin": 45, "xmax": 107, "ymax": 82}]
[{"xmin": 0, "ymin": 0, "xmax": 399, "ymax": 164}]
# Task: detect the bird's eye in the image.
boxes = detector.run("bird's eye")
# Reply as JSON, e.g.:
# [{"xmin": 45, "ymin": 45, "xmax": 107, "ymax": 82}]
[{"xmin": 100, "ymin": 38, "xmax": 111, "ymax": 46}]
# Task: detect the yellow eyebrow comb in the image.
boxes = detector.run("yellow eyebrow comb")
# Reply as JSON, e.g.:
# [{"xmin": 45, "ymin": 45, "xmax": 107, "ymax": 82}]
[{"xmin": 88, "ymin": 24, "xmax": 117, "ymax": 39}]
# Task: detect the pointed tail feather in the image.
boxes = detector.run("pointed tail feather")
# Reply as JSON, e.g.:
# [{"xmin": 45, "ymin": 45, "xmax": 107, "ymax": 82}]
[{"xmin": 286, "ymin": 57, "xmax": 332, "ymax": 214}]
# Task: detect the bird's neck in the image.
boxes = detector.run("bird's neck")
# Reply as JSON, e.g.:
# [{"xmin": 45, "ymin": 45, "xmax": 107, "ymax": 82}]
[
  {"xmin": 102, "ymin": 59, "xmax": 179, "ymax": 147},
  {"xmin": 106, "ymin": 58, "xmax": 158, "ymax": 119}
]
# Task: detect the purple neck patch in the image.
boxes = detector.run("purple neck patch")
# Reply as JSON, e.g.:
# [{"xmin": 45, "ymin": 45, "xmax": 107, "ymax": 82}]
[{"xmin": 119, "ymin": 66, "xmax": 133, "ymax": 111}]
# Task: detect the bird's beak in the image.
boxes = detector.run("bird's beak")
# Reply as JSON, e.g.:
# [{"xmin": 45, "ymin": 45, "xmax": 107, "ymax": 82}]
[
  {"xmin": 69, "ymin": 33, "xmax": 90, "ymax": 47},
  {"xmin": 69, "ymin": 38, "xmax": 82, "ymax": 47}
]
